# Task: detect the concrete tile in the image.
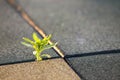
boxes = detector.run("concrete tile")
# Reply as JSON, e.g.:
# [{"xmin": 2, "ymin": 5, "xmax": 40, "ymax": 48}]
[
  {"xmin": 0, "ymin": 58, "xmax": 80, "ymax": 80},
  {"xmin": 0, "ymin": 0, "xmax": 58, "ymax": 65},
  {"xmin": 66, "ymin": 54, "xmax": 120, "ymax": 80},
  {"xmin": 17, "ymin": 0, "xmax": 120, "ymax": 55}
]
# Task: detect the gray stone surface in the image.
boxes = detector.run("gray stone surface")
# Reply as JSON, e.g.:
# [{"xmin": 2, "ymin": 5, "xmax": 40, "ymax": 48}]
[
  {"xmin": 67, "ymin": 54, "xmax": 120, "ymax": 80},
  {"xmin": 0, "ymin": 0, "xmax": 58, "ymax": 65},
  {"xmin": 17, "ymin": 0, "xmax": 120, "ymax": 55}
]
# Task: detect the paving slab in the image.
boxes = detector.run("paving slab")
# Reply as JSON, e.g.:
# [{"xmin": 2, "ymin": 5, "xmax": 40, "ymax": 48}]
[
  {"xmin": 0, "ymin": 58, "xmax": 80, "ymax": 80},
  {"xmin": 17, "ymin": 0, "xmax": 120, "ymax": 55},
  {"xmin": 66, "ymin": 53, "xmax": 120, "ymax": 80},
  {"xmin": 0, "ymin": 0, "xmax": 58, "ymax": 65}
]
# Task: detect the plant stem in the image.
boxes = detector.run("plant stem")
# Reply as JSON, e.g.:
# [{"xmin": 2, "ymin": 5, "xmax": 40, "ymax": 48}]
[{"xmin": 36, "ymin": 51, "xmax": 42, "ymax": 61}]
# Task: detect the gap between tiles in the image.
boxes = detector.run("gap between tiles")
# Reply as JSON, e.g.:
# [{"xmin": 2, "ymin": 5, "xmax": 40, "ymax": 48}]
[
  {"xmin": 65, "ymin": 49, "xmax": 120, "ymax": 58},
  {"xmin": 0, "ymin": 56, "xmax": 60, "ymax": 66}
]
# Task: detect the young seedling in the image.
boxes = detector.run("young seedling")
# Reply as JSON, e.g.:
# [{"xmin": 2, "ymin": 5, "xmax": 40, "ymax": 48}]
[{"xmin": 21, "ymin": 32, "xmax": 57, "ymax": 61}]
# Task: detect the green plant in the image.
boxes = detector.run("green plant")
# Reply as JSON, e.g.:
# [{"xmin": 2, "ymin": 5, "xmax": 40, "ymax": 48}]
[{"xmin": 21, "ymin": 32, "xmax": 57, "ymax": 61}]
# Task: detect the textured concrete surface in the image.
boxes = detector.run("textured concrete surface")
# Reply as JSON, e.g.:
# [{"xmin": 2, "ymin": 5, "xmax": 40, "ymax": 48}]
[
  {"xmin": 17, "ymin": 0, "xmax": 120, "ymax": 55},
  {"xmin": 67, "ymin": 54, "xmax": 120, "ymax": 80},
  {"xmin": 0, "ymin": 0, "xmax": 58, "ymax": 65},
  {"xmin": 1, "ymin": 0, "xmax": 120, "ymax": 80},
  {"xmin": 0, "ymin": 58, "xmax": 80, "ymax": 80}
]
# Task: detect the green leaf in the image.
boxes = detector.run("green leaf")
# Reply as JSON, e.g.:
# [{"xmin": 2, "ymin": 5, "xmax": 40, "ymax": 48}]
[
  {"xmin": 22, "ymin": 37, "xmax": 34, "ymax": 44},
  {"xmin": 21, "ymin": 42, "xmax": 32, "ymax": 48},
  {"xmin": 32, "ymin": 32, "xmax": 41, "ymax": 42},
  {"xmin": 42, "ymin": 34, "xmax": 51, "ymax": 45},
  {"xmin": 47, "ymin": 34, "xmax": 51, "ymax": 39},
  {"xmin": 43, "ymin": 42, "xmax": 57, "ymax": 50},
  {"xmin": 41, "ymin": 54, "xmax": 51, "ymax": 58}
]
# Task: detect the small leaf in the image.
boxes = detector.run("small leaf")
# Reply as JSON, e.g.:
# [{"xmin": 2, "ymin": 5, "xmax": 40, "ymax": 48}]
[
  {"xmin": 41, "ymin": 34, "xmax": 51, "ymax": 46},
  {"xmin": 21, "ymin": 42, "xmax": 32, "ymax": 48},
  {"xmin": 33, "ymin": 45, "xmax": 39, "ymax": 52},
  {"xmin": 32, "ymin": 32, "xmax": 41, "ymax": 42},
  {"xmin": 43, "ymin": 34, "xmax": 51, "ymax": 40},
  {"xmin": 47, "ymin": 34, "xmax": 52, "ymax": 40},
  {"xmin": 22, "ymin": 37, "xmax": 34, "ymax": 44},
  {"xmin": 43, "ymin": 42, "xmax": 57, "ymax": 50},
  {"xmin": 41, "ymin": 54, "xmax": 51, "ymax": 58}
]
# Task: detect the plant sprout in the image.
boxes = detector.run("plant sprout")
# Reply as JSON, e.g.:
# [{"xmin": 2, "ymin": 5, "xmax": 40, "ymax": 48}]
[{"xmin": 21, "ymin": 32, "xmax": 57, "ymax": 61}]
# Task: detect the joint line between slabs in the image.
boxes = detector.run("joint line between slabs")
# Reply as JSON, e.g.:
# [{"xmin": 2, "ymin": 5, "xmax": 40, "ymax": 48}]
[{"xmin": 0, "ymin": 56, "xmax": 60, "ymax": 66}]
